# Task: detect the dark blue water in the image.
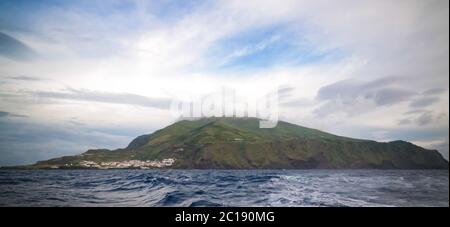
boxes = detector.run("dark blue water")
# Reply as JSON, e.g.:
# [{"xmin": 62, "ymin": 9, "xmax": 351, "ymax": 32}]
[{"xmin": 0, "ymin": 170, "xmax": 448, "ymax": 207}]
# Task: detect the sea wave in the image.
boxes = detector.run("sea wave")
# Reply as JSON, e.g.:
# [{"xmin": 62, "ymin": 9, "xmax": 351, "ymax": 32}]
[{"xmin": 0, "ymin": 169, "xmax": 448, "ymax": 207}]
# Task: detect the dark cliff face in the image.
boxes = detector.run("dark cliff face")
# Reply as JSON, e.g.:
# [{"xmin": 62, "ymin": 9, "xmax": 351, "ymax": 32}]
[{"xmin": 31, "ymin": 117, "xmax": 449, "ymax": 169}]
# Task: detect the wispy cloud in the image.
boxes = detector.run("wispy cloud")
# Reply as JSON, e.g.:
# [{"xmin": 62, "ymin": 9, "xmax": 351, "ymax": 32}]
[
  {"xmin": 0, "ymin": 32, "xmax": 37, "ymax": 60},
  {"xmin": 33, "ymin": 88, "xmax": 172, "ymax": 109},
  {"xmin": 7, "ymin": 75, "xmax": 44, "ymax": 81},
  {"xmin": 410, "ymin": 97, "xmax": 441, "ymax": 108},
  {"xmin": 0, "ymin": 110, "xmax": 27, "ymax": 118},
  {"xmin": 424, "ymin": 88, "xmax": 447, "ymax": 95},
  {"xmin": 314, "ymin": 77, "xmax": 418, "ymax": 117}
]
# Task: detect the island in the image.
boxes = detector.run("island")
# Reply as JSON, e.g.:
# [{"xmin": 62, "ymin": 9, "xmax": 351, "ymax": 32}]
[{"xmin": 17, "ymin": 117, "xmax": 449, "ymax": 169}]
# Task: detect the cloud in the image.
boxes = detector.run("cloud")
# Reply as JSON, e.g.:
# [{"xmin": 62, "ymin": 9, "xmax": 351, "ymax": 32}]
[
  {"xmin": 7, "ymin": 75, "xmax": 44, "ymax": 81},
  {"xmin": 277, "ymin": 85, "xmax": 296, "ymax": 101},
  {"xmin": 0, "ymin": 110, "xmax": 27, "ymax": 118},
  {"xmin": 0, "ymin": 32, "xmax": 37, "ymax": 60},
  {"xmin": 33, "ymin": 88, "xmax": 172, "ymax": 109},
  {"xmin": 207, "ymin": 24, "xmax": 320, "ymax": 69},
  {"xmin": 397, "ymin": 109, "xmax": 447, "ymax": 127},
  {"xmin": 417, "ymin": 112, "xmax": 434, "ymax": 126},
  {"xmin": 314, "ymin": 77, "xmax": 417, "ymax": 117},
  {"xmin": 409, "ymin": 96, "xmax": 440, "ymax": 108},
  {"xmin": 398, "ymin": 118, "xmax": 412, "ymax": 125},
  {"xmin": 278, "ymin": 86, "xmax": 295, "ymax": 95},
  {"xmin": 281, "ymin": 98, "xmax": 314, "ymax": 108},
  {"xmin": 372, "ymin": 88, "xmax": 415, "ymax": 106},
  {"xmin": 424, "ymin": 88, "xmax": 447, "ymax": 95},
  {"xmin": 316, "ymin": 77, "xmax": 416, "ymax": 104},
  {"xmin": 404, "ymin": 109, "xmax": 429, "ymax": 115}
]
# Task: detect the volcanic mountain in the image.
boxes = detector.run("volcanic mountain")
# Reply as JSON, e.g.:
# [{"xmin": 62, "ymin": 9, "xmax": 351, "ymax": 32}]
[{"xmin": 30, "ymin": 117, "xmax": 448, "ymax": 169}]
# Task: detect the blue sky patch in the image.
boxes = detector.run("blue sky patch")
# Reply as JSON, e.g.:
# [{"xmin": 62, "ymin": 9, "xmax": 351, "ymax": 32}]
[{"xmin": 204, "ymin": 23, "xmax": 345, "ymax": 72}]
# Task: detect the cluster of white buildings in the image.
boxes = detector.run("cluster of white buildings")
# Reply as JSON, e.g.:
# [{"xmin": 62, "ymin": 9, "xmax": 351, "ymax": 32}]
[{"xmin": 77, "ymin": 158, "xmax": 175, "ymax": 169}]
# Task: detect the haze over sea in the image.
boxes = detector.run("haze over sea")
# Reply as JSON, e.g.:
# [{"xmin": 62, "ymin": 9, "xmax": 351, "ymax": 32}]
[{"xmin": 0, "ymin": 170, "xmax": 448, "ymax": 207}]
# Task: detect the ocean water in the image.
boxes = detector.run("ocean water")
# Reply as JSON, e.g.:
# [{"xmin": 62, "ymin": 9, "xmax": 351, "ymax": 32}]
[{"xmin": 0, "ymin": 170, "xmax": 448, "ymax": 207}]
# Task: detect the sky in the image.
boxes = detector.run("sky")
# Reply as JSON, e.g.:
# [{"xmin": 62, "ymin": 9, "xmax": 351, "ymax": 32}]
[{"xmin": 0, "ymin": 0, "xmax": 448, "ymax": 166}]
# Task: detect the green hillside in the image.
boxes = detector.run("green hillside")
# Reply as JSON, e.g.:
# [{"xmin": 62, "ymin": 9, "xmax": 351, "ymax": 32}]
[{"xmin": 29, "ymin": 117, "xmax": 449, "ymax": 169}]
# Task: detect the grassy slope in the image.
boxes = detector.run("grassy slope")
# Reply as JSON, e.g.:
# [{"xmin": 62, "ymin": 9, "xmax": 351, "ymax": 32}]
[{"xmin": 31, "ymin": 117, "xmax": 449, "ymax": 169}]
